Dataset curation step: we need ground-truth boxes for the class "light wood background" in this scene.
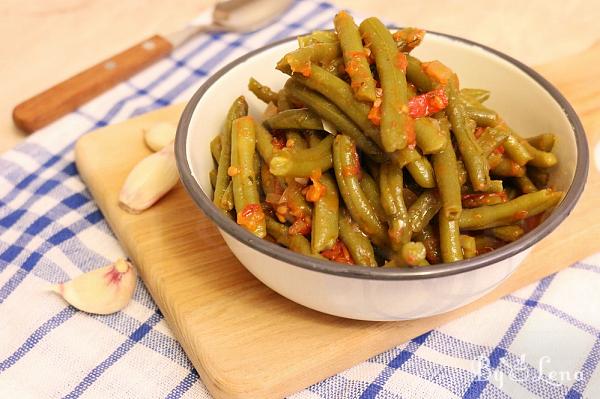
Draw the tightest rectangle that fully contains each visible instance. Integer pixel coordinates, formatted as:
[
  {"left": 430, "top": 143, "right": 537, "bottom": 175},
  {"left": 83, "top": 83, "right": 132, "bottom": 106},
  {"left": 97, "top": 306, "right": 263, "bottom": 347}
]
[{"left": 1, "top": 0, "right": 598, "bottom": 153}]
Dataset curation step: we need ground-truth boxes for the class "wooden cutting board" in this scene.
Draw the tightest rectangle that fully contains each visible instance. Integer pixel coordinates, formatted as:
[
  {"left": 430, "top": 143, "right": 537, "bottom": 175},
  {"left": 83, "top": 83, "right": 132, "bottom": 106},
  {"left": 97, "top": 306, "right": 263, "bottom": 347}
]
[{"left": 75, "top": 42, "right": 600, "bottom": 399}]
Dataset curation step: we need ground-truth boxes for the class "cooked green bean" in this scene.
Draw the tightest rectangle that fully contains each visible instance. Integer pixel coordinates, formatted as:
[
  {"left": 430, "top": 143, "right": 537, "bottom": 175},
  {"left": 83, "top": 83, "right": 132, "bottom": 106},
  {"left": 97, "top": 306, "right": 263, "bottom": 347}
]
[
  {"left": 285, "top": 179, "right": 312, "bottom": 220},
  {"left": 276, "top": 88, "right": 292, "bottom": 111},
  {"left": 360, "top": 171, "right": 387, "bottom": 222},
  {"left": 333, "top": 135, "right": 388, "bottom": 247},
  {"left": 390, "top": 147, "right": 420, "bottom": 168},
  {"left": 503, "top": 131, "right": 533, "bottom": 166},
  {"left": 214, "top": 96, "right": 248, "bottom": 211},
  {"left": 439, "top": 212, "right": 463, "bottom": 263},
  {"left": 334, "top": 11, "right": 377, "bottom": 102},
  {"left": 339, "top": 208, "right": 378, "bottom": 267},
  {"left": 269, "top": 135, "right": 333, "bottom": 177},
  {"left": 491, "top": 156, "right": 526, "bottom": 177},
  {"left": 210, "top": 136, "right": 221, "bottom": 163},
  {"left": 432, "top": 125, "right": 462, "bottom": 220},
  {"left": 415, "top": 224, "right": 441, "bottom": 264},
  {"left": 489, "top": 225, "right": 525, "bottom": 242},
  {"left": 485, "top": 179, "right": 504, "bottom": 194},
  {"left": 461, "top": 190, "right": 507, "bottom": 208},
  {"left": 527, "top": 133, "right": 556, "bottom": 152},
  {"left": 445, "top": 81, "right": 490, "bottom": 191},
  {"left": 461, "top": 88, "right": 490, "bottom": 103},
  {"left": 263, "top": 108, "right": 324, "bottom": 131},
  {"left": 260, "top": 162, "right": 285, "bottom": 200},
  {"left": 284, "top": 79, "right": 385, "bottom": 161},
  {"left": 220, "top": 182, "right": 234, "bottom": 212},
  {"left": 415, "top": 117, "right": 447, "bottom": 154},
  {"left": 231, "top": 116, "right": 266, "bottom": 238},
  {"left": 477, "top": 126, "right": 508, "bottom": 156},
  {"left": 277, "top": 42, "right": 341, "bottom": 76},
  {"left": 379, "top": 163, "right": 411, "bottom": 250},
  {"left": 528, "top": 167, "right": 550, "bottom": 188},
  {"left": 406, "top": 55, "right": 435, "bottom": 92},
  {"left": 266, "top": 215, "right": 290, "bottom": 247},
  {"left": 459, "top": 235, "right": 477, "bottom": 259},
  {"left": 289, "top": 234, "right": 316, "bottom": 257},
  {"left": 407, "top": 189, "right": 442, "bottom": 233},
  {"left": 255, "top": 122, "right": 276, "bottom": 163},
  {"left": 456, "top": 160, "right": 468, "bottom": 186},
  {"left": 517, "top": 136, "right": 558, "bottom": 168},
  {"left": 475, "top": 235, "right": 505, "bottom": 254},
  {"left": 406, "top": 155, "right": 436, "bottom": 188},
  {"left": 359, "top": 17, "right": 411, "bottom": 152},
  {"left": 298, "top": 31, "right": 339, "bottom": 47},
  {"left": 392, "top": 27, "right": 425, "bottom": 53},
  {"left": 209, "top": 168, "right": 217, "bottom": 189},
  {"left": 311, "top": 173, "right": 339, "bottom": 253},
  {"left": 285, "top": 65, "right": 380, "bottom": 141},
  {"left": 459, "top": 189, "right": 563, "bottom": 230},
  {"left": 399, "top": 241, "right": 428, "bottom": 266},
  {"left": 515, "top": 175, "right": 538, "bottom": 194},
  {"left": 464, "top": 106, "right": 498, "bottom": 127},
  {"left": 248, "top": 77, "right": 279, "bottom": 104},
  {"left": 285, "top": 131, "right": 308, "bottom": 150}
]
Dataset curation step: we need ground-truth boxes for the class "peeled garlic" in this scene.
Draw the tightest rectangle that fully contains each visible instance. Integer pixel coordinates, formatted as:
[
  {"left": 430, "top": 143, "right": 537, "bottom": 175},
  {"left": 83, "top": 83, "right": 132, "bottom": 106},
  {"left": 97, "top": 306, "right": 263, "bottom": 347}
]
[
  {"left": 51, "top": 259, "right": 137, "bottom": 315},
  {"left": 144, "top": 122, "right": 176, "bottom": 152},
  {"left": 119, "top": 142, "right": 179, "bottom": 214}
]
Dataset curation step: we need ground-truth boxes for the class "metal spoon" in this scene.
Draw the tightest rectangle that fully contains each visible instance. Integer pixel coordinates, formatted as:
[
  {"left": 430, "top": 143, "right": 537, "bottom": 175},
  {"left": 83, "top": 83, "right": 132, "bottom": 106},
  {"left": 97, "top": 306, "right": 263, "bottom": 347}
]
[{"left": 13, "top": 0, "right": 293, "bottom": 134}]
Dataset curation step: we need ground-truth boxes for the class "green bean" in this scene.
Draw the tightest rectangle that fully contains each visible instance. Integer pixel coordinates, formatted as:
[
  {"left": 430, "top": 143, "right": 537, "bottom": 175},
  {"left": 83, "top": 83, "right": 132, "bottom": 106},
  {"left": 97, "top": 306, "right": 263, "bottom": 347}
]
[
  {"left": 415, "top": 224, "right": 441, "bottom": 264},
  {"left": 359, "top": 17, "right": 411, "bottom": 152},
  {"left": 415, "top": 117, "right": 447, "bottom": 154},
  {"left": 255, "top": 122, "right": 276, "bottom": 163},
  {"left": 528, "top": 167, "right": 550, "bottom": 188},
  {"left": 266, "top": 216, "right": 290, "bottom": 247},
  {"left": 461, "top": 88, "right": 490, "bottom": 103},
  {"left": 459, "top": 235, "right": 477, "bottom": 259},
  {"left": 403, "top": 188, "right": 419, "bottom": 208},
  {"left": 338, "top": 208, "right": 378, "bottom": 267},
  {"left": 461, "top": 191, "right": 507, "bottom": 208},
  {"left": 231, "top": 116, "right": 266, "bottom": 237},
  {"left": 488, "top": 225, "right": 525, "bottom": 242},
  {"left": 390, "top": 147, "right": 420, "bottom": 168},
  {"left": 379, "top": 163, "right": 411, "bottom": 250},
  {"left": 322, "top": 57, "right": 346, "bottom": 77},
  {"left": 432, "top": 125, "right": 462, "bottom": 220},
  {"left": 285, "top": 179, "right": 312, "bottom": 220},
  {"left": 311, "top": 173, "right": 340, "bottom": 253},
  {"left": 248, "top": 77, "right": 278, "bottom": 104},
  {"left": 288, "top": 64, "right": 380, "bottom": 141},
  {"left": 333, "top": 135, "right": 388, "bottom": 247},
  {"left": 527, "top": 133, "right": 556, "bottom": 152},
  {"left": 269, "top": 135, "right": 333, "bottom": 177},
  {"left": 392, "top": 27, "right": 425, "bottom": 53},
  {"left": 484, "top": 179, "right": 504, "bottom": 194},
  {"left": 359, "top": 171, "right": 388, "bottom": 222},
  {"left": 306, "top": 131, "right": 323, "bottom": 147},
  {"left": 213, "top": 96, "right": 248, "bottom": 211},
  {"left": 406, "top": 55, "right": 435, "bottom": 92},
  {"left": 210, "top": 136, "right": 221, "bottom": 163},
  {"left": 221, "top": 182, "right": 234, "bottom": 212},
  {"left": 277, "top": 43, "right": 341, "bottom": 76},
  {"left": 456, "top": 160, "right": 468, "bottom": 186},
  {"left": 276, "top": 88, "right": 292, "bottom": 111},
  {"left": 263, "top": 108, "right": 324, "bottom": 131},
  {"left": 289, "top": 234, "right": 315, "bottom": 257},
  {"left": 284, "top": 79, "right": 385, "bottom": 161},
  {"left": 445, "top": 81, "right": 490, "bottom": 191},
  {"left": 260, "top": 162, "right": 285, "bottom": 200},
  {"left": 406, "top": 155, "right": 436, "bottom": 188},
  {"left": 334, "top": 11, "right": 377, "bottom": 102},
  {"left": 475, "top": 235, "right": 505, "bottom": 254},
  {"left": 517, "top": 136, "right": 558, "bottom": 168},
  {"left": 399, "top": 242, "right": 428, "bottom": 266},
  {"left": 503, "top": 131, "right": 533, "bottom": 166},
  {"left": 491, "top": 157, "right": 526, "bottom": 177},
  {"left": 515, "top": 175, "right": 538, "bottom": 194},
  {"left": 459, "top": 189, "right": 563, "bottom": 230},
  {"left": 477, "top": 126, "right": 508, "bottom": 156},
  {"left": 439, "top": 212, "right": 463, "bottom": 263},
  {"left": 298, "top": 31, "right": 339, "bottom": 47},
  {"left": 465, "top": 106, "right": 498, "bottom": 127},
  {"left": 285, "top": 131, "right": 308, "bottom": 150},
  {"left": 407, "top": 189, "right": 442, "bottom": 233},
  {"left": 209, "top": 169, "right": 217, "bottom": 189}
]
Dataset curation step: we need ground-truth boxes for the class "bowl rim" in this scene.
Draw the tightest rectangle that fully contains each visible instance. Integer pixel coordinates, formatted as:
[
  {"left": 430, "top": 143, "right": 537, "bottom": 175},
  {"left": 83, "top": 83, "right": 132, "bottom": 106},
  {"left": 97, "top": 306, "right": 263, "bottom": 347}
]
[{"left": 175, "top": 30, "right": 588, "bottom": 281}]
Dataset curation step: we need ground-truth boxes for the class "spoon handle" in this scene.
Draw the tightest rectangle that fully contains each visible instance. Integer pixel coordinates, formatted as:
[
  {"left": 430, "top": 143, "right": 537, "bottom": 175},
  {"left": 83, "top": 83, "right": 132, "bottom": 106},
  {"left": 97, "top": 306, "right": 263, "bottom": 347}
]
[{"left": 13, "top": 34, "right": 173, "bottom": 133}]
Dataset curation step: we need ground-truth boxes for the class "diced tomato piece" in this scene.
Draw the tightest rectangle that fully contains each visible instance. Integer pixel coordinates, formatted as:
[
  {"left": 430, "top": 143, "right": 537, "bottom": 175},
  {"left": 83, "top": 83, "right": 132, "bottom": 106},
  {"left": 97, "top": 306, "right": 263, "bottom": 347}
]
[
  {"left": 408, "top": 88, "right": 448, "bottom": 118},
  {"left": 321, "top": 240, "right": 354, "bottom": 264}
]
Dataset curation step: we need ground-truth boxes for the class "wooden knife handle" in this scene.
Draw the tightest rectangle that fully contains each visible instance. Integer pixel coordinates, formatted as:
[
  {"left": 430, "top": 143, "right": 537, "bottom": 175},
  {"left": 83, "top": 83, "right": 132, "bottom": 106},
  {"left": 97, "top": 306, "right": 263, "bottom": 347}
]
[{"left": 13, "top": 34, "right": 173, "bottom": 133}]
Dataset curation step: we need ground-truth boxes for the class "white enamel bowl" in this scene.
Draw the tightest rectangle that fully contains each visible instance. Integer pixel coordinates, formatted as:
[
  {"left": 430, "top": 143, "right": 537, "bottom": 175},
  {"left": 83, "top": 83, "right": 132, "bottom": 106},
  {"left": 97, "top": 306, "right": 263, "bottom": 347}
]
[{"left": 175, "top": 32, "right": 588, "bottom": 321}]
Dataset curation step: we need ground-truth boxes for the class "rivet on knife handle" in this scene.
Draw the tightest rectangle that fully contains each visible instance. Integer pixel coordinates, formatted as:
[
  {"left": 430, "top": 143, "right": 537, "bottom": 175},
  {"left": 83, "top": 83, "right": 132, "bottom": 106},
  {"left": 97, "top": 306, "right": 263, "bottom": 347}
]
[{"left": 12, "top": 34, "right": 173, "bottom": 134}]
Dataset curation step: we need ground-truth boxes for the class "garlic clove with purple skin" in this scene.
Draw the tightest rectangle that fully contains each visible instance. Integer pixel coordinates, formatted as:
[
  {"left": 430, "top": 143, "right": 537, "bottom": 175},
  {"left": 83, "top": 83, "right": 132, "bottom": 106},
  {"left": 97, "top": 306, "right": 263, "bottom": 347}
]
[
  {"left": 119, "top": 142, "right": 179, "bottom": 214},
  {"left": 144, "top": 122, "right": 176, "bottom": 152},
  {"left": 51, "top": 259, "right": 137, "bottom": 315}
]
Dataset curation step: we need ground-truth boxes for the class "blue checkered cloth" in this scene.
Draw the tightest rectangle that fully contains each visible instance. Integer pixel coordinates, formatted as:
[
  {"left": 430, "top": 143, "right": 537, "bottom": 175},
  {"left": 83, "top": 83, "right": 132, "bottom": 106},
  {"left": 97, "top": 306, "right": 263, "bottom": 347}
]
[{"left": 1, "top": 1, "right": 598, "bottom": 397}]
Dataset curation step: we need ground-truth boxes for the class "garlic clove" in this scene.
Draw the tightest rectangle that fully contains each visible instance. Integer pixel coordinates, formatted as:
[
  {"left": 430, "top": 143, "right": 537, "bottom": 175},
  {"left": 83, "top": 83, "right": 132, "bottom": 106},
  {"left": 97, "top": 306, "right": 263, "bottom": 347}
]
[
  {"left": 119, "top": 142, "right": 179, "bottom": 214},
  {"left": 51, "top": 259, "right": 137, "bottom": 315},
  {"left": 144, "top": 122, "right": 176, "bottom": 152}
]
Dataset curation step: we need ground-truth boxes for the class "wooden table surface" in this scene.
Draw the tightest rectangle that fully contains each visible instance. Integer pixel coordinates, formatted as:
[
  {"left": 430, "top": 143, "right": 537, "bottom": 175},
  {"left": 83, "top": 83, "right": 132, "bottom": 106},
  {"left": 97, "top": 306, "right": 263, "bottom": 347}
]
[{"left": 1, "top": 0, "right": 598, "bottom": 154}]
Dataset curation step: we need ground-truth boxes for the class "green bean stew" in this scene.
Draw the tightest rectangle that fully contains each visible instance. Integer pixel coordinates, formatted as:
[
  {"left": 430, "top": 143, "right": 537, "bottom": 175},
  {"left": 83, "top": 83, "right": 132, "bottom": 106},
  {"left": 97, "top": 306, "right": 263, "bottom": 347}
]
[{"left": 210, "top": 15, "right": 562, "bottom": 267}]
